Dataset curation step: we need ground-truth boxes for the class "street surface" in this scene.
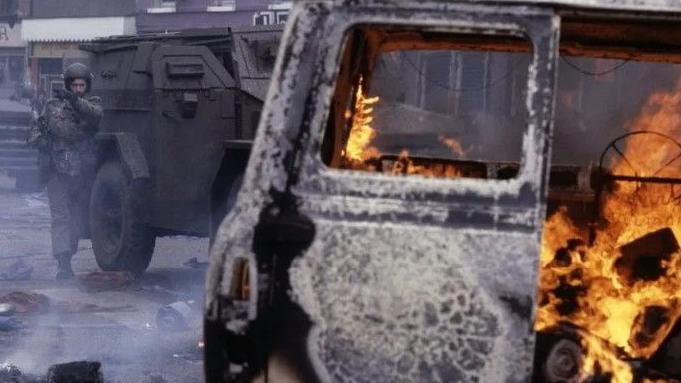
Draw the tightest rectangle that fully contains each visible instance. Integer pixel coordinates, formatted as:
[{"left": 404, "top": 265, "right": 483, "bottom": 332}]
[{"left": 0, "top": 173, "right": 208, "bottom": 382}]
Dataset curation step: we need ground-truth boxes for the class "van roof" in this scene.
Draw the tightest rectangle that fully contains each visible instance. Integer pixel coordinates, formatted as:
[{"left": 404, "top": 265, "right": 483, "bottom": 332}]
[{"left": 322, "top": 0, "right": 681, "bottom": 14}]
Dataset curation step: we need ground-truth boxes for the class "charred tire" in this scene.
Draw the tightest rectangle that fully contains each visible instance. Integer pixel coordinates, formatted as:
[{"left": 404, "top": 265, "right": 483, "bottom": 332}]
[{"left": 89, "top": 161, "right": 155, "bottom": 275}]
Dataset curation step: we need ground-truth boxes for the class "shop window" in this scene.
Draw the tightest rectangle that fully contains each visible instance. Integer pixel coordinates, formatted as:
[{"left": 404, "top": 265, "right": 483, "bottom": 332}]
[
  {"left": 253, "top": 12, "right": 272, "bottom": 26},
  {"left": 276, "top": 12, "right": 288, "bottom": 24},
  {"left": 208, "top": 0, "right": 235, "bottom": 10},
  {"left": 156, "top": 0, "right": 175, "bottom": 6},
  {"left": 149, "top": 0, "right": 175, "bottom": 12},
  {"left": 209, "top": 0, "right": 236, "bottom": 7}
]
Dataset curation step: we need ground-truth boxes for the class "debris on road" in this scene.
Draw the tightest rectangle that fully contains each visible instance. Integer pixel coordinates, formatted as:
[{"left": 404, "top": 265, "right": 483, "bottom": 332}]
[
  {"left": 76, "top": 271, "right": 135, "bottom": 292},
  {"left": 46, "top": 361, "right": 103, "bottom": 383},
  {"left": 0, "top": 363, "right": 44, "bottom": 383},
  {"left": 0, "top": 260, "right": 33, "bottom": 281},
  {"left": 0, "top": 303, "right": 15, "bottom": 316},
  {"left": 52, "top": 301, "right": 135, "bottom": 314},
  {"left": 182, "top": 257, "right": 208, "bottom": 269},
  {"left": 0, "top": 292, "right": 49, "bottom": 314},
  {"left": 156, "top": 301, "right": 193, "bottom": 331},
  {"left": 138, "top": 284, "right": 194, "bottom": 301},
  {"left": 145, "top": 374, "right": 167, "bottom": 383},
  {"left": 0, "top": 316, "right": 23, "bottom": 331},
  {"left": 0, "top": 363, "right": 22, "bottom": 381}
]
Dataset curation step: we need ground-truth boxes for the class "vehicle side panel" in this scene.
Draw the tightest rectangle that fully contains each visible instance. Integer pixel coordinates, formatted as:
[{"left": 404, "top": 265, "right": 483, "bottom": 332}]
[
  {"left": 206, "top": 2, "right": 558, "bottom": 382},
  {"left": 149, "top": 46, "right": 238, "bottom": 234}
]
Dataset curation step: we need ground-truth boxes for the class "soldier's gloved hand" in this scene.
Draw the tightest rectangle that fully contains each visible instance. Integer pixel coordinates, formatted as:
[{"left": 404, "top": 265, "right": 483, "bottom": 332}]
[{"left": 52, "top": 88, "right": 77, "bottom": 103}]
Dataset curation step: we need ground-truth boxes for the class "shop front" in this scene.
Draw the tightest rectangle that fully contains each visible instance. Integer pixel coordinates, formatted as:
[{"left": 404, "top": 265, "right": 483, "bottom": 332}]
[{"left": 0, "top": 22, "right": 26, "bottom": 99}]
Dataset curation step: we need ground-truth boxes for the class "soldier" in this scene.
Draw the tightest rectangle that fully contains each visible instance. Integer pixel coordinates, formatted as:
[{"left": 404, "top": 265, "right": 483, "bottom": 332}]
[{"left": 27, "top": 63, "right": 103, "bottom": 280}]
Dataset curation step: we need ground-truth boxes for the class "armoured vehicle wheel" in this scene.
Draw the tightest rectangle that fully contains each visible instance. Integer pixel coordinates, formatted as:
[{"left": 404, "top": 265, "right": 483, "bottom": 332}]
[{"left": 90, "top": 161, "right": 155, "bottom": 274}]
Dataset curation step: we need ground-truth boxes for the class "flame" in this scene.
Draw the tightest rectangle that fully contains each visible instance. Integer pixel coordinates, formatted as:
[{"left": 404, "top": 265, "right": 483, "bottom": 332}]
[
  {"left": 342, "top": 73, "right": 681, "bottom": 380},
  {"left": 439, "top": 135, "right": 466, "bottom": 158},
  {"left": 390, "top": 150, "right": 466, "bottom": 178},
  {"left": 341, "top": 79, "right": 468, "bottom": 176},
  {"left": 580, "top": 332, "right": 634, "bottom": 383},
  {"left": 343, "top": 77, "right": 380, "bottom": 166},
  {"left": 537, "top": 75, "right": 681, "bottom": 381},
  {"left": 340, "top": 71, "right": 681, "bottom": 380}
]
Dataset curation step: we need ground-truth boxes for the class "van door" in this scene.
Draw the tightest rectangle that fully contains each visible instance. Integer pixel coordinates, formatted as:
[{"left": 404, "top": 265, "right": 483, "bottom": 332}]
[{"left": 206, "top": 3, "right": 559, "bottom": 383}]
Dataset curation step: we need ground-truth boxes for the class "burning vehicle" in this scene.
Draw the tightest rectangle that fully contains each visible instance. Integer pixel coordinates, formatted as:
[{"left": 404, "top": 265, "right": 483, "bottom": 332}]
[{"left": 205, "top": 0, "right": 681, "bottom": 382}]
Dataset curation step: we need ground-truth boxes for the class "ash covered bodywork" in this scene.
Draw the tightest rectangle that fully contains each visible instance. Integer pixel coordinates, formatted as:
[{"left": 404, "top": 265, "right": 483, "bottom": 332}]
[{"left": 205, "top": 0, "right": 681, "bottom": 382}]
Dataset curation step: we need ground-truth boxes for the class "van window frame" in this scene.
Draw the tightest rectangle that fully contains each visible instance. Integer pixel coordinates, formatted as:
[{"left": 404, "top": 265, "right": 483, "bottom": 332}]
[{"left": 293, "top": 6, "right": 560, "bottom": 217}]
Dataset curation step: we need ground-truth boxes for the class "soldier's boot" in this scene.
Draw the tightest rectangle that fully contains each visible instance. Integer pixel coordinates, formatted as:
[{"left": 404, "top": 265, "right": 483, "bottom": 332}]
[{"left": 55, "top": 253, "right": 74, "bottom": 280}]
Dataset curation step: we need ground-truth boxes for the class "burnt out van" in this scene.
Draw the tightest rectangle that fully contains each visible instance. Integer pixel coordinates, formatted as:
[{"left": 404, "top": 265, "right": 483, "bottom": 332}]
[{"left": 205, "top": 1, "right": 681, "bottom": 382}]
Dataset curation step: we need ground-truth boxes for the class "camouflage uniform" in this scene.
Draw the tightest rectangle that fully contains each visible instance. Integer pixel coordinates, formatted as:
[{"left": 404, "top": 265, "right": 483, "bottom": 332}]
[{"left": 28, "top": 92, "right": 102, "bottom": 274}]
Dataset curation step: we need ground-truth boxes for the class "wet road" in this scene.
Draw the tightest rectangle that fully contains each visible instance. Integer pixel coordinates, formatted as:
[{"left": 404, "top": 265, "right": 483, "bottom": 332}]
[{"left": 0, "top": 181, "right": 208, "bottom": 382}]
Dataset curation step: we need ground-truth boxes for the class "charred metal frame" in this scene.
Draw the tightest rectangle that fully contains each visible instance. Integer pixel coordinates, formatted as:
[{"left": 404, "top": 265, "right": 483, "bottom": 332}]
[{"left": 206, "top": 1, "right": 560, "bottom": 382}]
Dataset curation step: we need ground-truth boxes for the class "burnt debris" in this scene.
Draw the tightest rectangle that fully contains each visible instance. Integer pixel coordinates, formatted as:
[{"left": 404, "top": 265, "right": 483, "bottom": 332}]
[
  {"left": 0, "top": 292, "right": 49, "bottom": 315},
  {"left": 551, "top": 238, "right": 587, "bottom": 268},
  {"left": 615, "top": 227, "right": 679, "bottom": 284},
  {"left": 0, "top": 364, "right": 23, "bottom": 382},
  {"left": 76, "top": 272, "right": 135, "bottom": 292},
  {"left": 630, "top": 305, "right": 672, "bottom": 351},
  {"left": 45, "top": 361, "right": 103, "bottom": 383}
]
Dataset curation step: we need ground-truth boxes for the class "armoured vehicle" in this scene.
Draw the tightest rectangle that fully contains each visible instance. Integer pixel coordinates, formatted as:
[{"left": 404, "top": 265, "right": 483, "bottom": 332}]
[
  {"left": 78, "top": 25, "right": 281, "bottom": 274},
  {"left": 205, "top": 1, "right": 681, "bottom": 382}
]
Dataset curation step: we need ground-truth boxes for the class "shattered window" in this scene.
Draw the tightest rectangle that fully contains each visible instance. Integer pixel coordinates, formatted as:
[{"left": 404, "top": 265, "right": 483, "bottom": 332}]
[{"left": 322, "top": 26, "right": 532, "bottom": 180}]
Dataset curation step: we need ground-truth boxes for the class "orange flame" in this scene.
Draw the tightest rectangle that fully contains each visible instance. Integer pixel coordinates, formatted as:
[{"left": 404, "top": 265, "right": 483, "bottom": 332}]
[
  {"left": 344, "top": 77, "right": 380, "bottom": 166},
  {"left": 341, "top": 79, "right": 469, "bottom": 176},
  {"left": 439, "top": 135, "right": 466, "bottom": 158},
  {"left": 390, "top": 150, "right": 466, "bottom": 178},
  {"left": 537, "top": 75, "right": 681, "bottom": 381}
]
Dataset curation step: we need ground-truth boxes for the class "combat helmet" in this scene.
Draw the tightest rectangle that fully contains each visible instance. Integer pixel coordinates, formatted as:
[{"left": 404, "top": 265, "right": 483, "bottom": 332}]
[{"left": 63, "top": 63, "right": 92, "bottom": 92}]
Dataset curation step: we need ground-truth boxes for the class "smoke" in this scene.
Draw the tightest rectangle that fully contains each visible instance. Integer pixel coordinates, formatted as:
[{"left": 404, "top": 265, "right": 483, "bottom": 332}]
[
  {"left": 3, "top": 305, "right": 203, "bottom": 382},
  {"left": 553, "top": 57, "right": 681, "bottom": 166},
  {"left": 0, "top": 210, "right": 208, "bottom": 383},
  {"left": 369, "top": 48, "right": 681, "bottom": 168},
  {"left": 0, "top": 171, "right": 15, "bottom": 190}
]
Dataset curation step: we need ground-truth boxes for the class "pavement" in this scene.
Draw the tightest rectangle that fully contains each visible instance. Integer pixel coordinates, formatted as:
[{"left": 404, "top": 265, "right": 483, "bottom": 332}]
[{"left": 0, "top": 185, "right": 209, "bottom": 383}]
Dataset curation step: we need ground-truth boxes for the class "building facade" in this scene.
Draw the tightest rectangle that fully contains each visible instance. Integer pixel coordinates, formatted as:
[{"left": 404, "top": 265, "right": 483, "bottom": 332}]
[
  {"left": 22, "top": 0, "right": 137, "bottom": 95},
  {"left": 18, "top": 0, "right": 290, "bottom": 96},
  {"left": 136, "top": 0, "right": 290, "bottom": 34},
  {"left": 0, "top": 0, "right": 29, "bottom": 99},
  {"left": 0, "top": 20, "right": 25, "bottom": 98}
]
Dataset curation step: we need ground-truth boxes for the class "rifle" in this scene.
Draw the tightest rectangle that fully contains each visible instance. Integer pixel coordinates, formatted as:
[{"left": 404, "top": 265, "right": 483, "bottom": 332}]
[{"left": 27, "top": 112, "right": 51, "bottom": 184}]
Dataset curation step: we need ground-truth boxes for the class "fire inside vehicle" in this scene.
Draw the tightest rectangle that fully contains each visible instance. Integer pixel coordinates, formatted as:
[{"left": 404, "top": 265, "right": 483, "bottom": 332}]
[{"left": 204, "top": 1, "right": 681, "bottom": 382}]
